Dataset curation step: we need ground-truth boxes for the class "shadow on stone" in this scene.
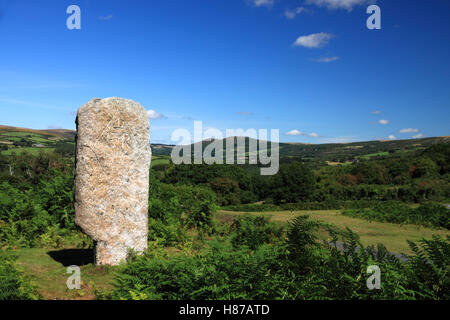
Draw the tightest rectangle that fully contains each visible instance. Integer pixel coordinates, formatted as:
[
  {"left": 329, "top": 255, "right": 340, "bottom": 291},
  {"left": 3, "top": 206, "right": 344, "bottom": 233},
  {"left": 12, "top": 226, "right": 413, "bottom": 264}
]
[{"left": 47, "top": 249, "right": 94, "bottom": 267}]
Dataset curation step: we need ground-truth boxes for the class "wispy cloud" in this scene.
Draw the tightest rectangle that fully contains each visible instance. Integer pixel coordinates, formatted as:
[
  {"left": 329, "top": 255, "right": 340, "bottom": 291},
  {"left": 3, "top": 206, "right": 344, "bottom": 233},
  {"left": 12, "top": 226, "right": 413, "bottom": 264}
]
[
  {"left": 286, "top": 129, "right": 303, "bottom": 136},
  {"left": 371, "top": 110, "right": 382, "bottom": 114},
  {"left": 313, "top": 56, "right": 340, "bottom": 63},
  {"left": 0, "top": 71, "right": 82, "bottom": 90},
  {"left": 306, "top": 0, "right": 375, "bottom": 11},
  {"left": 378, "top": 119, "right": 389, "bottom": 125},
  {"left": 399, "top": 128, "right": 419, "bottom": 133},
  {"left": 294, "top": 32, "right": 333, "bottom": 48},
  {"left": 99, "top": 14, "right": 113, "bottom": 20},
  {"left": 387, "top": 135, "right": 397, "bottom": 140},
  {"left": 412, "top": 133, "right": 424, "bottom": 139},
  {"left": 0, "top": 98, "right": 70, "bottom": 112},
  {"left": 147, "top": 109, "right": 166, "bottom": 120},
  {"left": 250, "top": 0, "right": 274, "bottom": 8},
  {"left": 236, "top": 111, "right": 253, "bottom": 116},
  {"left": 151, "top": 125, "right": 179, "bottom": 131},
  {"left": 284, "top": 7, "right": 306, "bottom": 19},
  {"left": 285, "top": 129, "right": 319, "bottom": 138}
]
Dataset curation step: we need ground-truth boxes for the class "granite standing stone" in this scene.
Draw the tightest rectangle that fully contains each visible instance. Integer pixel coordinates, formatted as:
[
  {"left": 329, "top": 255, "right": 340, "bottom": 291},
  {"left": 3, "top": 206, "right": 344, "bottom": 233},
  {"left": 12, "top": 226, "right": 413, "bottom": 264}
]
[{"left": 74, "top": 97, "right": 151, "bottom": 265}]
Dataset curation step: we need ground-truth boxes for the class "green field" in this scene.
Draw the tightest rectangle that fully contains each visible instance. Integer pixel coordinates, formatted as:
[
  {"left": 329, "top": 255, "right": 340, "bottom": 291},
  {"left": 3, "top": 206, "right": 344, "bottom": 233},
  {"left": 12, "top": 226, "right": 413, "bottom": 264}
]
[
  {"left": 151, "top": 156, "right": 171, "bottom": 166},
  {"left": 359, "top": 152, "right": 390, "bottom": 159},
  {"left": 13, "top": 247, "right": 114, "bottom": 300},
  {"left": 0, "top": 131, "right": 55, "bottom": 143},
  {"left": 0, "top": 136, "right": 22, "bottom": 142},
  {"left": 217, "top": 209, "right": 450, "bottom": 255},
  {"left": 1, "top": 147, "right": 54, "bottom": 156}
]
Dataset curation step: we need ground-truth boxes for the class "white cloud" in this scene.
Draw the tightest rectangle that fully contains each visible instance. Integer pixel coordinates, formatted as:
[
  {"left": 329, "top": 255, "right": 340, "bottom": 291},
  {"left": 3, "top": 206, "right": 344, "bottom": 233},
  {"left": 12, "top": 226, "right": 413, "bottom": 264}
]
[
  {"left": 413, "top": 133, "right": 424, "bottom": 139},
  {"left": 284, "top": 7, "right": 306, "bottom": 19},
  {"left": 378, "top": 119, "right": 389, "bottom": 125},
  {"left": 286, "top": 129, "right": 303, "bottom": 136},
  {"left": 99, "top": 14, "right": 113, "bottom": 20},
  {"left": 306, "top": 0, "right": 375, "bottom": 11},
  {"left": 294, "top": 32, "right": 333, "bottom": 48},
  {"left": 399, "top": 128, "right": 419, "bottom": 133},
  {"left": 147, "top": 109, "right": 166, "bottom": 120},
  {"left": 251, "top": 0, "right": 274, "bottom": 7},
  {"left": 387, "top": 135, "right": 397, "bottom": 140},
  {"left": 313, "top": 56, "right": 340, "bottom": 63},
  {"left": 371, "top": 110, "right": 381, "bottom": 114},
  {"left": 236, "top": 111, "right": 253, "bottom": 116},
  {"left": 285, "top": 130, "right": 319, "bottom": 138}
]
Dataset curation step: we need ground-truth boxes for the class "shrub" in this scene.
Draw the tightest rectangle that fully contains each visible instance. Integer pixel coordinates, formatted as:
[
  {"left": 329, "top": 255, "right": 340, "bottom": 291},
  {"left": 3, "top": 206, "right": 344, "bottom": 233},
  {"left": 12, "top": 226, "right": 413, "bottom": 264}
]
[
  {"left": 0, "top": 252, "right": 39, "bottom": 300},
  {"left": 343, "top": 201, "right": 449, "bottom": 229},
  {"left": 147, "top": 180, "right": 217, "bottom": 245},
  {"left": 229, "top": 215, "right": 284, "bottom": 250},
  {"left": 0, "top": 171, "right": 76, "bottom": 248},
  {"left": 406, "top": 236, "right": 450, "bottom": 299},
  {"left": 109, "top": 240, "right": 286, "bottom": 300}
]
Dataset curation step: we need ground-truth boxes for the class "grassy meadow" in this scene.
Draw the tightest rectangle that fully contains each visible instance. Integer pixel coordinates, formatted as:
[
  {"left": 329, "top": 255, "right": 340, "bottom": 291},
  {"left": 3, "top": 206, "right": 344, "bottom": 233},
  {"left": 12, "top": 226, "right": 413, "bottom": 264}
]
[{"left": 217, "top": 209, "right": 450, "bottom": 255}]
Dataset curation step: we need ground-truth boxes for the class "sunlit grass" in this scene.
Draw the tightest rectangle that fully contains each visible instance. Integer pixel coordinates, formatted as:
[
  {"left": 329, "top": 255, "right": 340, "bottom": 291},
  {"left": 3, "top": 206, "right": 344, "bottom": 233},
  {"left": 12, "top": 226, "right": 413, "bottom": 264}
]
[
  {"left": 13, "top": 247, "right": 115, "bottom": 300},
  {"left": 217, "top": 209, "right": 450, "bottom": 255}
]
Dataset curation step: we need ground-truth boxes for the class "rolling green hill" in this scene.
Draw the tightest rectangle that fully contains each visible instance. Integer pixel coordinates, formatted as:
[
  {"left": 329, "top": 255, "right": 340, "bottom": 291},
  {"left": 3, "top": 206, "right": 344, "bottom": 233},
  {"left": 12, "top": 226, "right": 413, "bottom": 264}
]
[
  {"left": 183, "top": 136, "right": 450, "bottom": 163},
  {"left": 1, "top": 125, "right": 448, "bottom": 161}
]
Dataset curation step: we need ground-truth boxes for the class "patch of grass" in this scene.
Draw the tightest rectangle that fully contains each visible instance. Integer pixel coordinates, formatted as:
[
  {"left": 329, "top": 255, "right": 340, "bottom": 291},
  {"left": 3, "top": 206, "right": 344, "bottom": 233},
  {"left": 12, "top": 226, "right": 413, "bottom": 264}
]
[
  {"left": 216, "top": 209, "right": 450, "bottom": 255},
  {"left": 359, "top": 152, "right": 389, "bottom": 159},
  {"left": 13, "top": 247, "right": 115, "bottom": 300},
  {"left": 151, "top": 156, "right": 170, "bottom": 166},
  {"left": 0, "top": 136, "right": 23, "bottom": 142},
  {"left": 0, "top": 131, "right": 59, "bottom": 144},
  {"left": 1, "top": 131, "right": 48, "bottom": 139},
  {"left": 1, "top": 147, "right": 54, "bottom": 156}
]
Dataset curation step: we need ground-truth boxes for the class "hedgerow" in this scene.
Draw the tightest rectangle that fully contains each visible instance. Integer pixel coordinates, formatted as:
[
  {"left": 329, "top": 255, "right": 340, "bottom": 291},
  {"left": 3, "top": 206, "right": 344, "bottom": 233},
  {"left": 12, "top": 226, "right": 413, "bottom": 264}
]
[
  {"left": 0, "top": 252, "right": 39, "bottom": 300},
  {"left": 343, "top": 201, "right": 449, "bottom": 229}
]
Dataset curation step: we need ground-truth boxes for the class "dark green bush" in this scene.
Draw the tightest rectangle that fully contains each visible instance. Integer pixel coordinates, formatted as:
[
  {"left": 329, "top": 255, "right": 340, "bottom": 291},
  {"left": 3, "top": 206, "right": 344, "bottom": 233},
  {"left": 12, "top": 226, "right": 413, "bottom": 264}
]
[
  {"left": 229, "top": 215, "right": 283, "bottom": 250},
  {"left": 148, "top": 179, "right": 217, "bottom": 245},
  {"left": 110, "top": 240, "right": 287, "bottom": 300},
  {"left": 0, "top": 170, "right": 77, "bottom": 248},
  {"left": 405, "top": 235, "right": 449, "bottom": 299},
  {"left": 343, "top": 201, "right": 449, "bottom": 229},
  {"left": 0, "top": 252, "right": 39, "bottom": 300}
]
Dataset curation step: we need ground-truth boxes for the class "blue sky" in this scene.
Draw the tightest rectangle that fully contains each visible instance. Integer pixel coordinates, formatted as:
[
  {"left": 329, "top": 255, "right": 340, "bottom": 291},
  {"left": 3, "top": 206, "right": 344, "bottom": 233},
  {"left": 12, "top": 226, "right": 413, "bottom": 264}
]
[{"left": 0, "top": 0, "right": 449, "bottom": 144}]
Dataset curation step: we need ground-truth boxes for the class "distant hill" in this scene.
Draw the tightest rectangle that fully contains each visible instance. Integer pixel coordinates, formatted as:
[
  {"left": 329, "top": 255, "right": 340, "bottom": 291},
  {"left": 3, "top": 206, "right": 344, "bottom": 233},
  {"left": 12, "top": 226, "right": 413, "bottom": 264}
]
[
  {"left": 276, "top": 136, "right": 450, "bottom": 161},
  {"left": 184, "top": 136, "right": 450, "bottom": 162},
  {"left": 44, "top": 129, "right": 77, "bottom": 140},
  {"left": 0, "top": 125, "right": 75, "bottom": 140},
  {"left": 1, "top": 125, "right": 449, "bottom": 161},
  {"left": 151, "top": 143, "right": 175, "bottom": 156},
  {"left": 0, "top": 125, "right": 174, "bottom": 156}
]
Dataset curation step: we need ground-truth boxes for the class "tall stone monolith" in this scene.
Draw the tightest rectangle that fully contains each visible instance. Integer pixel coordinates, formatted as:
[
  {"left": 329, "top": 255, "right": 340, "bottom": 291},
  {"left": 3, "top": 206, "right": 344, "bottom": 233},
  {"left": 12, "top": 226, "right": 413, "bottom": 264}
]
[{"left": 74, "top": 97, "right": 151, "bottom": 265}]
